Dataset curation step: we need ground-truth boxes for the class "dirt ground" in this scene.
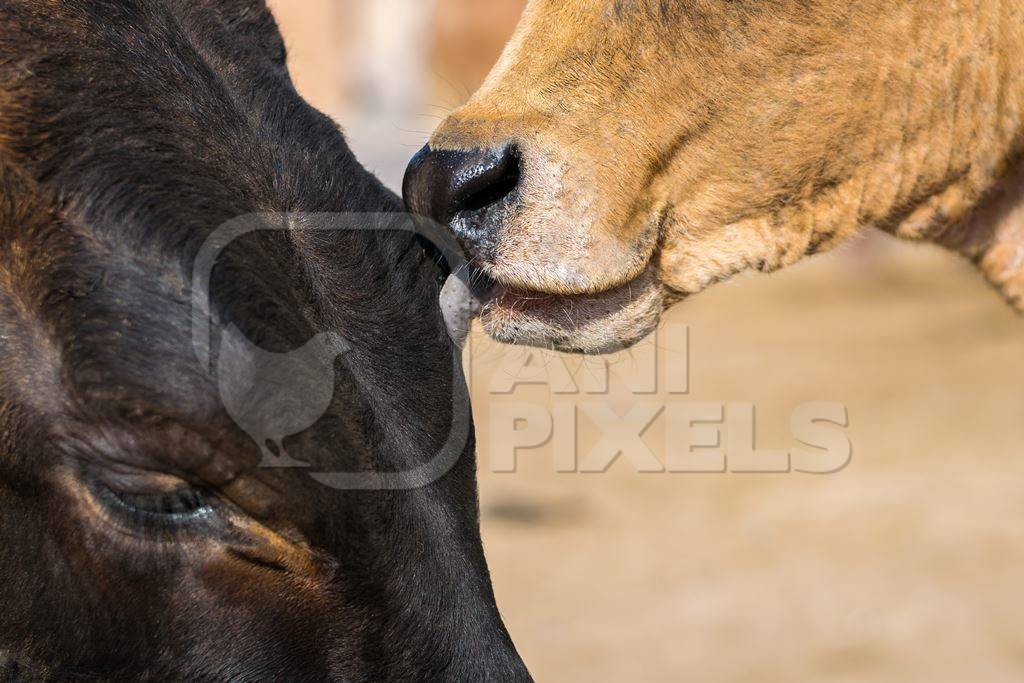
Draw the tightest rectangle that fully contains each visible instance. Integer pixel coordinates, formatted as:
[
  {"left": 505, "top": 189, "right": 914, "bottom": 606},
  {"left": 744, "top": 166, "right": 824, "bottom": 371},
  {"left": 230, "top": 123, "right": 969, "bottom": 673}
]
[
  {"left": 267, "top": 3, "right": 1024, "bottom": 680},
  {"left": 471, "top": 238, "right": 1024, "bottom": 682}
]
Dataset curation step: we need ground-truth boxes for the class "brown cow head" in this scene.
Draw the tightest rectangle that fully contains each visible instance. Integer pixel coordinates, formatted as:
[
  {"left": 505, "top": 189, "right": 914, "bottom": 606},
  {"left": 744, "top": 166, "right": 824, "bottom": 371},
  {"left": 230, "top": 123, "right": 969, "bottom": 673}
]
[{"left": 405, "top": 0, "right": 1024, "bottom": 353}]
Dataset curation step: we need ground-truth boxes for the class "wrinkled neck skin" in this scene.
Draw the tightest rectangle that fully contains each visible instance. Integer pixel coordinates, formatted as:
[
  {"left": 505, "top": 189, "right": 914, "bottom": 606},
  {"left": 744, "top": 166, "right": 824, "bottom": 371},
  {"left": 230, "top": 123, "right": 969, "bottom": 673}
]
[
  {"left": 911, "top": 158, "right": 1024, "bottom": 310},
  {"left": 658, "top": 1, "right": 1024, "bottom": 311},
  {"left": 815, "top": 2, "right": 1024, "bottom": 310}
]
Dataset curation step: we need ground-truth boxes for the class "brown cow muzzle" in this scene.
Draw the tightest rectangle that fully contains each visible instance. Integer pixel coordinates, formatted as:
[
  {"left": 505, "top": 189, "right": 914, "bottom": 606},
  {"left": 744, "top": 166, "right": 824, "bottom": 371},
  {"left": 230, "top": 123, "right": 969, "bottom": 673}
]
[
  {"left": 403, "top": 143, "right": 520, "bottom": 258},
  {"left": 403, "top": 138, "right": 668, "bottom": 354}
]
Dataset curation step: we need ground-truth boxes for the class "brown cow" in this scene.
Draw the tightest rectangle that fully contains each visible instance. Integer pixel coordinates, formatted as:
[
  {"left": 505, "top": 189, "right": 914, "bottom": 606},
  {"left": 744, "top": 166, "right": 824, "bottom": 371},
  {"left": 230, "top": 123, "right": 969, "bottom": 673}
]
[{"left": 405, "top": 0, "right": 1024, "bottom": 353}]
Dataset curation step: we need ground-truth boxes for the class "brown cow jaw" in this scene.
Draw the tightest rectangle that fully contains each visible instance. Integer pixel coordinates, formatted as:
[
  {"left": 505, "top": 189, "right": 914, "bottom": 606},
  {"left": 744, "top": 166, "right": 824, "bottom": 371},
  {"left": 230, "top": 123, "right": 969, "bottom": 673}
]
[
  {"left": 478, "top": 264, "right": 667, "bottom": 354},
  {"left": 434, "top": 259, "right": 666, "bottom": 354}
]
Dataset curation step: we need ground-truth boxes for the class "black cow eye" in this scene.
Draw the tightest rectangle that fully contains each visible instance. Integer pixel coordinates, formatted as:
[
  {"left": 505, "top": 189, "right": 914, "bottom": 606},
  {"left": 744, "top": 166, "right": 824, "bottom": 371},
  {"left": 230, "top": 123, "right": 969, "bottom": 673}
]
[{"left": 93, "top": 483, "right": 216, "bottom": 533}]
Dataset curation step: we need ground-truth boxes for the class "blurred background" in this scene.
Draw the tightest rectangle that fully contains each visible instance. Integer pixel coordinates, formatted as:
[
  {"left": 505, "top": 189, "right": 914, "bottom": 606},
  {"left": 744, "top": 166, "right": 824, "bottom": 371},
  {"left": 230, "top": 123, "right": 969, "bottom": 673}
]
[{"left": 267, "top": 2, "right": 1024, "bottom": 681}]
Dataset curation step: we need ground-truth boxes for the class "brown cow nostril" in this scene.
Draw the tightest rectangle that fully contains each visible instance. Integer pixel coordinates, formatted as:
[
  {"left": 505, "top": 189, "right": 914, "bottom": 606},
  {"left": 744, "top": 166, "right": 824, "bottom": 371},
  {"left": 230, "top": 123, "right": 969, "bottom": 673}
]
[
  {"left": 403, "top": 143, "right": 521, "bottom": 252},
  {"left": 457, "top": 148, "right": 520, "bottom": 215}
]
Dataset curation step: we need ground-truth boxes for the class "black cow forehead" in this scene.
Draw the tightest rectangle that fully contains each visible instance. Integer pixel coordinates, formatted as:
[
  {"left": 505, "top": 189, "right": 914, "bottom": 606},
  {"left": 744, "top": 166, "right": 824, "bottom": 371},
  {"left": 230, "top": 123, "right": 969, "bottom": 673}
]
[
  {"left": 0, "top": 193, "right": 308, "bottom": 415},
  {"left": 0, "top": 0, "right": 438, "bottom": 476},
  {"left": 0, "top": 232, "right": 373, "bottom": 485}
]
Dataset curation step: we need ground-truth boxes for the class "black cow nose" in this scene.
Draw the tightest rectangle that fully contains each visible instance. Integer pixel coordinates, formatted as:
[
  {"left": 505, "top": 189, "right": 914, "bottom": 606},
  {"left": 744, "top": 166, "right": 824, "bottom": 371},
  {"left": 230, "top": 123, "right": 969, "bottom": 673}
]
[{"left": 403, "top": 144, "right": 520, "bottom": 246}]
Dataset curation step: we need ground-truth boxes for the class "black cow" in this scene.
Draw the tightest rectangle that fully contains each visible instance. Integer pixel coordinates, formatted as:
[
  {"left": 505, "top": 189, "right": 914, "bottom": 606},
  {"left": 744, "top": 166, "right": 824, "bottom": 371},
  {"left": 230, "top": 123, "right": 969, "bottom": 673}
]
[{"left": 0, "top": 1, "right": 530, "bottom": 680}]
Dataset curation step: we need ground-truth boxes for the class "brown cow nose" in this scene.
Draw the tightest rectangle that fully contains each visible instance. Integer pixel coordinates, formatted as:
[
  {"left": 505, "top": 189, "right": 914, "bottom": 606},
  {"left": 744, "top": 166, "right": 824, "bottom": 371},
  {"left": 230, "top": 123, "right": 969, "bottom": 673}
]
[{"left": 403, "top": 143, "right": 520, "bottom": 250}]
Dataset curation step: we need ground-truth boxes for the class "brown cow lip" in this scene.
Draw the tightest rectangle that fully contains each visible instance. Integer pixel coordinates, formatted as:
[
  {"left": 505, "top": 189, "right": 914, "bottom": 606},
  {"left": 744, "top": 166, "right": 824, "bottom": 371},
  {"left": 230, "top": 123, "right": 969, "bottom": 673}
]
[
  {"left": 482, "top": 280, "right": 626, "bottom": 317},
  {"left": 466, "top": 259, "right": 653, "bottom": 318},
  {"left": 474, "top": 263, "right": 665, "bottom": 354},
  {"left": 467, "top": 268, "right": 560, "bottom": 313},
  {"left": 491, "top": 286, "right": 555, "bottom": 308},
  {"left": 476, "top": 289, "right": 558, "bottom": 330},
  {"left": 466, "top": 263, "right": 606, "bottom": 301}
]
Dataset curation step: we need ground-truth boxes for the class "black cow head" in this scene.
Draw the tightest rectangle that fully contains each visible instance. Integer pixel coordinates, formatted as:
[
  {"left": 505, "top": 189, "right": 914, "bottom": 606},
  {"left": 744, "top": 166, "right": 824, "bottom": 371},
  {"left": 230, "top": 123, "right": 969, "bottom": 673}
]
[{"left": 0, "top": 1, "right": 530, "bottom": 680}]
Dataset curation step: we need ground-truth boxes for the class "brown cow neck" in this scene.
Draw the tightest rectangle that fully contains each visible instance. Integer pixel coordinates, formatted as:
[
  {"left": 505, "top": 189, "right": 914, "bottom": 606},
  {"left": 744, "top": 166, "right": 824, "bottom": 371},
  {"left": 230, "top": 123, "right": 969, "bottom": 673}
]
[{"left": 937, "top": 158, "right": 1024, "bottom": 311}]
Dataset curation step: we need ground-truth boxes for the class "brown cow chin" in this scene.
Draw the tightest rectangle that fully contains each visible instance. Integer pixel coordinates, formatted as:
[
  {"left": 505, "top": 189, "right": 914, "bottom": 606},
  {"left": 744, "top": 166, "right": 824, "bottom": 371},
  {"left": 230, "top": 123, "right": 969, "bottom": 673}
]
[{"left": 477, "top": 265, "right": 668, "bottom": 354}]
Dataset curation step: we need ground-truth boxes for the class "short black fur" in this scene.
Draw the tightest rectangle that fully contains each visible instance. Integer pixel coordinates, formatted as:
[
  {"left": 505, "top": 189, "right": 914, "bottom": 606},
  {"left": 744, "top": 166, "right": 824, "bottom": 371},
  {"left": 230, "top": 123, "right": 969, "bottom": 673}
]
[{"left": 0, "top": 1, "right": 530, "bottom": 680}]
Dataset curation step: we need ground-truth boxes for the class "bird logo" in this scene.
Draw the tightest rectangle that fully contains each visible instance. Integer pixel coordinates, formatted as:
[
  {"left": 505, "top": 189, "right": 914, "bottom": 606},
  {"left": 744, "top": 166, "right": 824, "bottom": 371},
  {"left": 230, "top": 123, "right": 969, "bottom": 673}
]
[
  {"left": 216, "top": 323, "right": 351, "bottom": 468},
  {"left": 191, "top": 212, "right": 472, "bottom": 489}
]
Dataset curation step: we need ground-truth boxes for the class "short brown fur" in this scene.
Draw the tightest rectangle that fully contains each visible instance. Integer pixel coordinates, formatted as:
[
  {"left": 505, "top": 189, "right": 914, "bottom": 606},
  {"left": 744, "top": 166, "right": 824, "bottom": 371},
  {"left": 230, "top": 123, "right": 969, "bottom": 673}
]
[{"left": 428, "top": 0, "right": 1024, "bottom": 352}]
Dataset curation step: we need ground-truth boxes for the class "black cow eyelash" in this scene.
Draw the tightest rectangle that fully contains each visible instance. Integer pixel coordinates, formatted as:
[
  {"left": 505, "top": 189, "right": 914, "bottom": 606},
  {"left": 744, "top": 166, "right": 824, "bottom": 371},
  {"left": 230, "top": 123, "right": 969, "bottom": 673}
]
[{"left": 93, "top": 482, "right": 217, "bottom": 533}]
